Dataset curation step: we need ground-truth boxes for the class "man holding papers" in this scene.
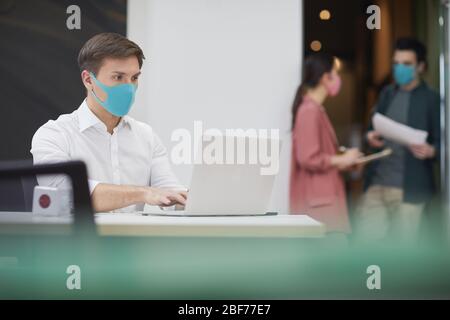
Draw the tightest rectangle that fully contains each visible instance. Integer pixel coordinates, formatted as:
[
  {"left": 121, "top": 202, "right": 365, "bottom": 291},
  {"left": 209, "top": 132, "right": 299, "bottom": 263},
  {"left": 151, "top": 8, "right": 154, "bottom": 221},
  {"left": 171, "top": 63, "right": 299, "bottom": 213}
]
[{"left": 356, "top": 38, "right": 440, "bottom": 243}]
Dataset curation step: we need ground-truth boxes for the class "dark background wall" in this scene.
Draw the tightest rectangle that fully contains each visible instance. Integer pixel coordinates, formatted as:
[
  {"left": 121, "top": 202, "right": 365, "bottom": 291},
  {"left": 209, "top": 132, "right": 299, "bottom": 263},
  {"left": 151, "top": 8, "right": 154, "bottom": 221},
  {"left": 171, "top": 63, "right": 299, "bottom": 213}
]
[{"left": 0, "top": 0, "right": 127, "bottom": 161}]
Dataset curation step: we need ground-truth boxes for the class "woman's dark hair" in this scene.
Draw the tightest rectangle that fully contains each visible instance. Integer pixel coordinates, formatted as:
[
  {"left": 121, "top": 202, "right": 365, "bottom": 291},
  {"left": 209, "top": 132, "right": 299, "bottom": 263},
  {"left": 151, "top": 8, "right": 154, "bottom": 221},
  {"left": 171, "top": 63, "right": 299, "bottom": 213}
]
[{"left": 291, "top": 53, "right": 335, "bottom": 129}]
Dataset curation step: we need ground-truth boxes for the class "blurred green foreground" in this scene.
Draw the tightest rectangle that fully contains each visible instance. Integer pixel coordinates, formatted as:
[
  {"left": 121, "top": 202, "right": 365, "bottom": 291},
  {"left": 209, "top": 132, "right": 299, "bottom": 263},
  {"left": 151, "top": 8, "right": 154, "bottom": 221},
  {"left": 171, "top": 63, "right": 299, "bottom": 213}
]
[{"left": 1, "top": 229, "right": 450, "bottom": 299}]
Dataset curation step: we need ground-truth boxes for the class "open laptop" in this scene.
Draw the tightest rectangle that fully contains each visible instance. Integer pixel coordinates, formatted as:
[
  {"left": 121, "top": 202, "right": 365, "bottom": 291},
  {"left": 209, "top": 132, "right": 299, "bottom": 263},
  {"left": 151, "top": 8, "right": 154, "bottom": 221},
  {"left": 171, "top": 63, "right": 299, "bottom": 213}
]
[{"left": 146, "top": 135, "right": 280, "bottom": 216}]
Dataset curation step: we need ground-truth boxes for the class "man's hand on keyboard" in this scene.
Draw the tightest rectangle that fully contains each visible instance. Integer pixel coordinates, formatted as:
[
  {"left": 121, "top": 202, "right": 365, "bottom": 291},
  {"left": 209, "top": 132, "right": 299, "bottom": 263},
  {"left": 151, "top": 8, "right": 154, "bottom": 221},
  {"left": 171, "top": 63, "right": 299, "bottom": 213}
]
[{"left": 144, "top": 187, "right": 188, "bottom": 207}]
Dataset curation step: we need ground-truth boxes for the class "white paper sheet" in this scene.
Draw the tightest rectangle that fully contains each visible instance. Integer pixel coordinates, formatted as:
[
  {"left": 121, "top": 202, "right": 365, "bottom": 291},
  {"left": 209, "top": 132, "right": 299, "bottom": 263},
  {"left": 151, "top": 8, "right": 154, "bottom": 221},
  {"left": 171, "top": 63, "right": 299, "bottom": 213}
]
[{"left": 372, "top": 113, "right": 428, "bottom": 146}]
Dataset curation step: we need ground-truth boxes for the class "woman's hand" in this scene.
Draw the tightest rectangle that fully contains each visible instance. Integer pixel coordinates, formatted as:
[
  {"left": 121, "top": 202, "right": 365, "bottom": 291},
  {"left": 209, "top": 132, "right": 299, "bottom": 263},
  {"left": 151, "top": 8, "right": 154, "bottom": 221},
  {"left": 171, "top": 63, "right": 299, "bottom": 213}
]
[{"left": 331, "top": 148, "right": 363, "bottom": 171}]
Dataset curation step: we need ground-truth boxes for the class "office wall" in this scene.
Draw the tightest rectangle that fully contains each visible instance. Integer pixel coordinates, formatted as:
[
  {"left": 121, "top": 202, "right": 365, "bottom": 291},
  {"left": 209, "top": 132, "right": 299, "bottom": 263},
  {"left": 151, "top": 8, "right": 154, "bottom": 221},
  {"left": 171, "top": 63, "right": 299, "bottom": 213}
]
[{"left": 127, "top": 0, "right": 302, "bottom": 213}]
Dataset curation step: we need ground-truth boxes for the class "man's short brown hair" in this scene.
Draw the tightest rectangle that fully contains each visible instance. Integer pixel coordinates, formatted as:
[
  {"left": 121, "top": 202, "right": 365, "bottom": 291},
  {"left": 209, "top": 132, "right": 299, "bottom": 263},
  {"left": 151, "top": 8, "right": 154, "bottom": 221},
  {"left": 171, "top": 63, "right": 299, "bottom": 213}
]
[{"left": 78, "top": 32, "right": 145, "bottom": 74}]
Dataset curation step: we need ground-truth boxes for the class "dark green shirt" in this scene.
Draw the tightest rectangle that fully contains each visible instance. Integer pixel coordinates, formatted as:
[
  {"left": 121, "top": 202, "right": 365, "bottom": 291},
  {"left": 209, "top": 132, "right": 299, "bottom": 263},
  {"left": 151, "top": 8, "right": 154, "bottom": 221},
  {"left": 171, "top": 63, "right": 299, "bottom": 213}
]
[
  {"left": 364, "top": 82, "right": 440, "bottom": 203},
  {"left": 372, "top": 90, "right": 410, "bottom": 188}
]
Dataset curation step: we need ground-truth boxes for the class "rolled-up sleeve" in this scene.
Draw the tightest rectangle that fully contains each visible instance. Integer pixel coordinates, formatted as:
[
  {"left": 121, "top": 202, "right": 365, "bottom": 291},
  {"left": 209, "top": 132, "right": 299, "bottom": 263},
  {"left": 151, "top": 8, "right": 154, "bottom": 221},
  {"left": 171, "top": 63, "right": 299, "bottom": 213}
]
[
  {"left": 30, "top": 122, "right": 99, "bottom": 194},
  {"left": 149, "top": 133, "right": 186, "bottom": 191},
  {"left": 293, "top": 108, "right": 332, "bottom": 172}
]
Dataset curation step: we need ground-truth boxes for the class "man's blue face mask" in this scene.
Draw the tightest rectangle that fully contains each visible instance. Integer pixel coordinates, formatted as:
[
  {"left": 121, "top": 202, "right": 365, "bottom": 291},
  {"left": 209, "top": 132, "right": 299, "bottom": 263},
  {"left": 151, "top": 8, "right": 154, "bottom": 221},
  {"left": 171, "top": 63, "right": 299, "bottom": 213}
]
[
  {"left": 90, "top": 72, "right": 137, "bottom": 117},
  {"left": 393, "top": 63, "right": 416, "bottom": 86}
]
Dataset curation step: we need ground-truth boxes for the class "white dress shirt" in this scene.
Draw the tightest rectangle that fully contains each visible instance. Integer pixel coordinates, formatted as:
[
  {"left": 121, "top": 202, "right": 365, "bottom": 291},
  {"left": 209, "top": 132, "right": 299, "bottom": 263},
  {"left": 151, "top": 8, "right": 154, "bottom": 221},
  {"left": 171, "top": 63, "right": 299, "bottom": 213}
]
[{"left": 31, "top": 100, "right": 183, "bottom": 212}]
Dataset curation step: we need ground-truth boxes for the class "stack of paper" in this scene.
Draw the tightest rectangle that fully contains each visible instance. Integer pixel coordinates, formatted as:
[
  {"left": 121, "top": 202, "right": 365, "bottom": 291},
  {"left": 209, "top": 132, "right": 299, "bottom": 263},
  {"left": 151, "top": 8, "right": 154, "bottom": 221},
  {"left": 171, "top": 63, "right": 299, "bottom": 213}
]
[{"left": 372, "top": 113, "right": 428, "bottom": 146}]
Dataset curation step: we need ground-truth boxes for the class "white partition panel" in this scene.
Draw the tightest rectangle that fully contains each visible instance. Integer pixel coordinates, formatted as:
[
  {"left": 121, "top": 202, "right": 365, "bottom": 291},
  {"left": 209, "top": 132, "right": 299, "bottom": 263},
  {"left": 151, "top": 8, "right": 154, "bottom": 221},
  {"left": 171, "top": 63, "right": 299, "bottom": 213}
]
[{"left": 127, "top": 0, "right": 303, "bottom": 213}]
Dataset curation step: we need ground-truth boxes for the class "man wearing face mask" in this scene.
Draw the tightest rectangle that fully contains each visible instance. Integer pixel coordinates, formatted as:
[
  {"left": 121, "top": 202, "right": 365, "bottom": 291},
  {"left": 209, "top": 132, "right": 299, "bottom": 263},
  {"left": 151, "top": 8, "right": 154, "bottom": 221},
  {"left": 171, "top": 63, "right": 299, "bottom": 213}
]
[
  {"left": 31, "top": 33, "right": 187, "bottom": 212},
  {"left": 356, "top": 38, "right": 440, "bottom": 243}
]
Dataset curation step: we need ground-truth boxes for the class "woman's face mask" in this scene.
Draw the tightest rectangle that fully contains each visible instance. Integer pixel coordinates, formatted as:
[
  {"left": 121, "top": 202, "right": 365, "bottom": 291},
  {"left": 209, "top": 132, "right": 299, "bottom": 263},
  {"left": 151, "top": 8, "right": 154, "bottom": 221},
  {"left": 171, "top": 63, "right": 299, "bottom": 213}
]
[
  {"left": 393, "top": 63, "right": 416, "bottom": 86},
  {"left": 325, "top": 72, "right": 342, "bottom": 97},
  {"left": 90, "top": 72, "right": 137, "bottom": 117}
]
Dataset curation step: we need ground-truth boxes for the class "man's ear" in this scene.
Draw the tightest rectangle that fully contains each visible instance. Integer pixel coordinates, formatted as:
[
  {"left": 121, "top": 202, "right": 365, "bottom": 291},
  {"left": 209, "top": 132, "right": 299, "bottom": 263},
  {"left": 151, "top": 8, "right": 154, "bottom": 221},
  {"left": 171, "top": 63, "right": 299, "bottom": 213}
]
[
  {"left": 417, "top": 61, "right": 426, "bottom": 74},
  {"left": 81, "top": 70, "right": 93, "bottom": 90}
]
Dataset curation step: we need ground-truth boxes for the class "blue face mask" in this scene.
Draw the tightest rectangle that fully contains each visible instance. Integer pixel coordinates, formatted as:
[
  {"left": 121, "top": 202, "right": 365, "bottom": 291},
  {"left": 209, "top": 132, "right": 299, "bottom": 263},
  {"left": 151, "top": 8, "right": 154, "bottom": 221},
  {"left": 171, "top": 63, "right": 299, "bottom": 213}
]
[
  {"left": 393, "top": 63, "right": 416, "bottom": 86},
  {"left": 90, "top": 72, "right": 137, "bottom": 117}
]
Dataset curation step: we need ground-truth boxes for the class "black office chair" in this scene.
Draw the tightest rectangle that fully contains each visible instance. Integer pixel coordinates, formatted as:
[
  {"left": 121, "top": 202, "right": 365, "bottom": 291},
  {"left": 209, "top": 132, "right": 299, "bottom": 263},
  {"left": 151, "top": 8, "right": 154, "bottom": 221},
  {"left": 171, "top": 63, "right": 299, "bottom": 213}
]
[
  {"left": 0, "top": 176, "right": 26, "bottom": 212},
  {"left": 0, "top": 160, "right": 40, "bottom": 212},
  {"left": 21, "top": 174, "right": 38, "bottom": 212},
  {"left": 0, "top": 160, "right": 95, "bottom": 235},
  {"left": 0, "top": 161, "right": 97, "bottom": 288}
]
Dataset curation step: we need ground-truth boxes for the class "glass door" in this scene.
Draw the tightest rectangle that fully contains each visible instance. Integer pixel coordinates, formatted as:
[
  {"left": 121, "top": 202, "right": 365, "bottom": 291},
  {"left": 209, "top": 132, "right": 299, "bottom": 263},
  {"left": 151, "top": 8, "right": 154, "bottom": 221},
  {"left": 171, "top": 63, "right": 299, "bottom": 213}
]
[{"left": 439, "top": 0, "right": 450, "bottom": 240}]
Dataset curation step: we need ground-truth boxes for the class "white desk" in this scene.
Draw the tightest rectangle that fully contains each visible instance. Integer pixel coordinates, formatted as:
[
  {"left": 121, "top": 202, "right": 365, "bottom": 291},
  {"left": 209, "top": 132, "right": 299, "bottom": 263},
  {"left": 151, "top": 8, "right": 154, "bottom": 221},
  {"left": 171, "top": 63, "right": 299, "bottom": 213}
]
[{"left": 0, "top": 212, "right": 325, "bottom": 238}]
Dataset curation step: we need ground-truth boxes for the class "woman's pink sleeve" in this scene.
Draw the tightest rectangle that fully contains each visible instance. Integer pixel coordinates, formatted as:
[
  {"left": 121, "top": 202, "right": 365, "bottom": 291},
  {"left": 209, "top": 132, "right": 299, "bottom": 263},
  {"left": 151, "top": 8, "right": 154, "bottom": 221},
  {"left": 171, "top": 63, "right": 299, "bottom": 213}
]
[{"left": 293, "top": 108, "right": 333, "bottom": 172}]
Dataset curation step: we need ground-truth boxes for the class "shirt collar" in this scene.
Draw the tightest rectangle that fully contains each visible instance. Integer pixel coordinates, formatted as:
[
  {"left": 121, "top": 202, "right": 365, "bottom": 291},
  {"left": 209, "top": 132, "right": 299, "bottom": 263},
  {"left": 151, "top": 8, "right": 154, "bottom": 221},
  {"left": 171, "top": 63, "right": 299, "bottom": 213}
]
[
  {"left": 121, "top": 115, "right": 132, "bottom": 127},
  {"left": 78, "top": 100, "right": 131, "bottom": 133}
]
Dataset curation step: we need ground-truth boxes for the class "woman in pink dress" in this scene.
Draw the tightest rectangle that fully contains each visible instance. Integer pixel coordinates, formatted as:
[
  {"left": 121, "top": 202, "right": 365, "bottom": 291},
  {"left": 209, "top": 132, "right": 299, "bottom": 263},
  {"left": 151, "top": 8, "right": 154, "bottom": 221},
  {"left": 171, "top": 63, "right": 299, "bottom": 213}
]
[{"left": 290, "top": 53, "right": 362, "bottom": 236}]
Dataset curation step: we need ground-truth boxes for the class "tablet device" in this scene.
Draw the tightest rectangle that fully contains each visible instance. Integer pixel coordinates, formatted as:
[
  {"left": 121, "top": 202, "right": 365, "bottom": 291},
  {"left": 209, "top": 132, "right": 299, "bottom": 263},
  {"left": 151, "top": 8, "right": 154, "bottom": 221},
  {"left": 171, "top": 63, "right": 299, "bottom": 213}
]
[{"left": 355, "top": 148, "right": 392, "bottom": 164}]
